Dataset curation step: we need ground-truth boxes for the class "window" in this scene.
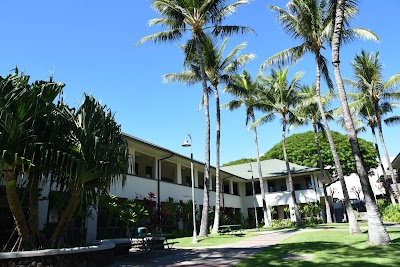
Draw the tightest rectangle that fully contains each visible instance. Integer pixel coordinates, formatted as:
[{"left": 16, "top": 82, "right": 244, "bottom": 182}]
[
  {"left": 223, "top": 181, "right": 230, "bottom": 194},
  {"left": 198, "top": 172, "right": 204, "bottom": 189},
  {"left": 280, "top": 184, "right": 287, "bottom": 191},
  {"left": 145, "top": 166, "right": 152, "bottom": 178},
  {"left": 294, "top": 184, "right": 301, "bottom": 190},
  {"left": 135, "top": 163, "right": 138, "bottom": 176},
  {"left": 185, "top": 176, "right": 192, "bottom": 186},
  {"left": 268, "top": 182, "right": 276, "bottom": 192},
  {"left": 233, "top": 182, "right": 238, "bottom": 195},
  {"left": 245, "top": 182, "right": 253, "bottom": 196},
  {"left": 306, "top": 177, "right": 313, "bottom": 189}
]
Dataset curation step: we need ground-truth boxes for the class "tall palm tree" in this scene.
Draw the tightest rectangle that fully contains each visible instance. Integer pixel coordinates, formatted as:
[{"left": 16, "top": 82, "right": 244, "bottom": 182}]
[
  {"left": 137, "top": 0, "right": 252, "bottom": 237},
  {"left": 331, "top": 0, "right": 390, "bottom": 245},
  {"left": 294, "top": 85, "right": 333, "bottom": 223},
  {"left": 345, "top": 50, "right": 400, "bottom": 205},
  {"left": 254, "top": 67, "right": 303, "bottom": 226},
  {"left": 223, "top": 70, "right": 271, "bottom": 227},
  {"left": 164, "top": 37, "right": 254, "bottom": 233},
  {"left": 263, "top": 0, "right": 377, "bottom": 234}
]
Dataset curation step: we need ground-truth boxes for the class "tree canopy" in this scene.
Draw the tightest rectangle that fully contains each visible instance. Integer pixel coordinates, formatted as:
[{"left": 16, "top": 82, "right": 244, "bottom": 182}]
[
  {"left": 262, "top": 131, "right": 377, "bottom": 176},
  {"left": 223, "top": 131, "right": 378, "bottom": 176}
]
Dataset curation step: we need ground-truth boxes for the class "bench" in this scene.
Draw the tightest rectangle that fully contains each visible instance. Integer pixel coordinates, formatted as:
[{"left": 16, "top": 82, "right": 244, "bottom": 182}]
[
  {"left": 131, "top": 238, "right": 178, "bottom": 254},
  {"left": 218, "top": 225, "right": 243, "bottom": 236}
]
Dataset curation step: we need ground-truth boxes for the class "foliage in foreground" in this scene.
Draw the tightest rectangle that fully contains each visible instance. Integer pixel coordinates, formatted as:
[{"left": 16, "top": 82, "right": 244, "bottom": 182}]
[
  {"left": 236, "top": 229, "right": 400, "bottom": 267},
  {"left": 377, "top": 199, "right": 400, "bottom": 222}
]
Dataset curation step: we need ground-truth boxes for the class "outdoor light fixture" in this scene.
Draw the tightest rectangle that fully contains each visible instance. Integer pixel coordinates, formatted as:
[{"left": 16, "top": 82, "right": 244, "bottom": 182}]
[
  {"left": 248, "top": 164, "right": 260, "bottom": 231},
  {"left": 182, "top": 134, "right": 198, "bottom": 243}
]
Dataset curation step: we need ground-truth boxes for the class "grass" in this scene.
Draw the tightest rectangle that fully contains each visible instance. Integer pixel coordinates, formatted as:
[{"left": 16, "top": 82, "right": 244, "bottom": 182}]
[
  {"left": 172, "top": 231, "right": 258, "bottom": 248},
  {"left": 236, "top": 228, "right": 400, "bottom": 267},
  {"left": 261, "top": 222, "right": 369, "bottom": 232}
]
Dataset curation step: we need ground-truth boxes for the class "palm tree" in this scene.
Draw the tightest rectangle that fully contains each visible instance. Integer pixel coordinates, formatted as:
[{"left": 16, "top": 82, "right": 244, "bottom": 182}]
[
  {"left": 294, "top": 85, "right": 333, "bottom": 223},
  {"left": 254, "top": 67, "right": 303, "bottom": 226},
  {"left": 49, "top": 95, "right": 128, "bottom": 247},
  {"left": 345, "top": 50, "right": 400, "bottom": 205},
  {"left": 164, "top": 37, "right": 254, "bottom": 233},
  {"left": 0, "top": 70, "right": 64, "bottom": 249},
  {"left": 263, "top": 0, "right": 378, "bottom": 234},
  {"left": 137, "top": 0, "right": 252, "bottom": 237},
  {"left": 331, "top": 0, "right": 390, "bottom": 245},
  {"left": 223, "top": 70, "right": 271, "bottom": 227}
]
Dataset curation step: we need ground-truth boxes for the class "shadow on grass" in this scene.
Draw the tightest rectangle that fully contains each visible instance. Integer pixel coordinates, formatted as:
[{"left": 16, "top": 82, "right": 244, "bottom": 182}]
[{"left": 236, "top": 231, "right": 400, "bottom": 267}]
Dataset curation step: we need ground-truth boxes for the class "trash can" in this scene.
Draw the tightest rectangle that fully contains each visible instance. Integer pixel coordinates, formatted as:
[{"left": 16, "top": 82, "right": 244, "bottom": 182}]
[{"left": 137, "top": 227, "right": 148, "bottom": 237}]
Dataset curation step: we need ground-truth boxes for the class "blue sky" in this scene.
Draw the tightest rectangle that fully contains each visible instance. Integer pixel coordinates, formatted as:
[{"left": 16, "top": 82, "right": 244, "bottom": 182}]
[{"left": 0, "top": 0, "right": 399, "bottom": 166}]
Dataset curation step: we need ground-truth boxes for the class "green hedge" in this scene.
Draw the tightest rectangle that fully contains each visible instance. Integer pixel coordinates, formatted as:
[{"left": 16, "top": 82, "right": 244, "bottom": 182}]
[{"left": 377, "top": 199, "right": 400, "bottom": 222}]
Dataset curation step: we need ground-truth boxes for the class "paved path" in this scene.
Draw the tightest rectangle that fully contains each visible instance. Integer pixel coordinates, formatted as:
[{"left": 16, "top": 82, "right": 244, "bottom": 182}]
[
  {"left": 107, "top": 230, "right": 299, "bottom": 267},
  {"left": 107, "top": 223, "right": 400, "bottom": 267}
]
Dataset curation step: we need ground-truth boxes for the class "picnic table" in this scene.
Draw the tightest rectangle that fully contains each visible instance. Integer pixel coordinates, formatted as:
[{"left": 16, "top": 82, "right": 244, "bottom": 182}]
[
  {"left": 218, "top": 224, "right": 243, "bottom": 235},
  {"left": 130, "top": 234, "right": 178, "bottom": 254}
]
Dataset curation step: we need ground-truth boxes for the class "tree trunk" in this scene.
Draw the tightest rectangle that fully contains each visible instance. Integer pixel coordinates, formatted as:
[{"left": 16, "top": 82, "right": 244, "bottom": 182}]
[
  {"left": 4, "top": 168, "right": 31, "bottom": 249},
  {"left": 282, "top": 116, "right": 302, "bottom": 226},
  {"left": 194, "top": 34, "right": 210, "bottom": 238},
  {"left": 371, "top": 126, "right": 396, "bottom": 204},
  {"left": 28, "top": 172, "right": 42, "bottom": 246},
  {"left": 251, "top": 113, "right": 269, "bottom": 227},
  {"left": 314, "top": 52, "right": 361, "bottom": 234},
  {"left": 50, "top": 186, "right": 81, "bottom": 248},
  {"left": 375, "top": 102, "right": 400, "bottom": 205},
  {"left": 332, "top": 0, "right": 390, "bottom": 245},
  {"left": 312, "top": 123, "right": 333, "bottom": 223},
  {"left": 212, "top": 85, "right": 221, "bottom": 234}
]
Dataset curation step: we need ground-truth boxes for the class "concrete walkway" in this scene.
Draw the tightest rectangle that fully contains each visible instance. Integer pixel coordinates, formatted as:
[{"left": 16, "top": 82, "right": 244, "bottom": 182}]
[{"left": 107, "top": 230, "right": 299, "bottom": 267}]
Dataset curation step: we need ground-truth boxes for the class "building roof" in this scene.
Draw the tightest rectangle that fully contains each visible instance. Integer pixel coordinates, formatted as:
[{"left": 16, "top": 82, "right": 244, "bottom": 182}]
[
  {"left": 221, "top": 159, "right": 320, "bottom": 180},
  {"left": 392, "top": 153, "right": 400, "bottom": 169}
]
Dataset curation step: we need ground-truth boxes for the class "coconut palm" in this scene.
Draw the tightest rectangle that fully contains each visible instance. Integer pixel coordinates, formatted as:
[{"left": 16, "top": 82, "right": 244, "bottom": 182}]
[
  {"left": 263, "top": 0, "right": 378, "bottom": 234},
  {"left": 293, "top": 85, "right": 334, "bottom": 223},
  {"left": 0, "top": 70, "right": 64, "bottom": 249},
  {"left": 345, "top": 50, "right": 400, "bottom": 205},
  {"left": 164, "top": 36, "right": 254, "bottom": 233},
  {"left": 254, "top": 67, "right": 303, "bottom": 226},
  {"left": 331, "top": 0, "right": 390, "bottom": 245},
  {"left": 137, "top": 0, "right": 252, "bottom": 237},
  {"left": 223, "top": 70, "right": 271, "bottom": 227}
]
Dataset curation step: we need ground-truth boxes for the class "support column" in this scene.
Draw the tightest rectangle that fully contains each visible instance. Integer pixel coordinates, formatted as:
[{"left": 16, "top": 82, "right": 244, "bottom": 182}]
[
  {"left": 177, "top": 163, "right": 182, "bottom": 185},
  {"left": 85, "top": 205, "right": 98, "bottom": 243},
  {"left": 194, "top": 169, "right": 199, "bottom": 188}
]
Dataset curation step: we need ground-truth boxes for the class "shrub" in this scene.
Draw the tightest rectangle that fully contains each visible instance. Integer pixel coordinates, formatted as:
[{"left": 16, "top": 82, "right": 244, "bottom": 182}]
[
  {"left": 270, "top": 219, "right": 296, "bottom": 228},
  {"left": 377, "top": 199, "right": 400, "bottom": 222}
]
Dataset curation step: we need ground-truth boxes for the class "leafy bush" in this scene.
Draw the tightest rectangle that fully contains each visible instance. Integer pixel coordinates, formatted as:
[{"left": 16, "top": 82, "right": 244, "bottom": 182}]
[
  {"left": 270, "top": 219, "right": 296, "bottom": 228},
  {"left": 377, "top": 199, "right": 400, "bottom": 222}
]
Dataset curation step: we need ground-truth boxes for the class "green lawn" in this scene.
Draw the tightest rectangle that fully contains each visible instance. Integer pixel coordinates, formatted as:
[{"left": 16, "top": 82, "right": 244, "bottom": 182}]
[
  {"left": 172, "top": 231, "right": 258, "bottom": 247},
  {"left": 236, "top": 228, "right": 400, "bottom": 267}
]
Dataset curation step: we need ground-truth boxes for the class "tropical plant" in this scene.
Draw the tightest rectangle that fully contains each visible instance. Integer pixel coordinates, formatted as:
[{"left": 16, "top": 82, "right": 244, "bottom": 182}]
[
  {"left": 164, "top": 36, "right": 254, "bottom": 233},
  {"left": 48, "top": 95, "right": 128, "bottom": 247},
  {"left": 253, "top": 67, "right": 303, "bottom": 226},
  {"left": 137, "top": 0, "right": 253, "bottom": 237},
  {"left": 331, "top": 0, "right": 390, "bottom": 245},
  {"left": 0, "top": 70, "right": 64, "bottom": 249},
  {"left": 223, "top": 70, "right": 271, "bottom": 227},
  {"left": 264, "top": 0, "right": 377, "bottom": 235},
  {"left": 293, "top": 84, "right": 333, "bottom": 223},
  {"left": 345, "top": 50, "right": 400, "bottom": 205}
]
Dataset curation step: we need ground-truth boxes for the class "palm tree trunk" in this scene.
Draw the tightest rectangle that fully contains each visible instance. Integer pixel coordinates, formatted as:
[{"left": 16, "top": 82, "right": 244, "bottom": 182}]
[
  {"left": 251, "top": 113, "right": 269, "bottom": 227},
  {"left": 332, "top": 0, "right": 390, "bottom": 245},
  {"left": 315, "top": 52, "right": 361, "bottom": 234},
  {"left": 4, "top": 168, "right": 31, "bottom": 249},
  {"left": 212, "top": 85, "right": 221, "bottom": 234},
  {"left": 50, "top": 186, "right": 81, "bottom": 248},
  {"left": 312, "top": 123, "right": 333, "bottom": 223},
  {"left": 282, "top": 116, "right": 302, "bottom": 226},
  {"left": 374, "top": 102, "right": 400, "bottom": 205},
  {"left": 371, "top": 126, "right": 396, "bottom": 204},
  {"left": 194, "top": 34, "right": 210, "bottom": 237}
]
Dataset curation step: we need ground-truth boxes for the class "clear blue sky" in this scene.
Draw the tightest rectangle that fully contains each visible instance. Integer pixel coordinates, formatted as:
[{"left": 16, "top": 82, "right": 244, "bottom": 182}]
[{"left": 0, "top": 0, "right": 399, "bottom": 166}]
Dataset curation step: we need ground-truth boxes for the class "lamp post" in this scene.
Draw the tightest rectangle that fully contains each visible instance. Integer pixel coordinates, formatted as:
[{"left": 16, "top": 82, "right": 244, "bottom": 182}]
[
  {"left": 182, "top": 134, "right": 198, "bottom": 243},
  {"left": 248, "top": 164, "right": 259, "bottom": 231}
]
